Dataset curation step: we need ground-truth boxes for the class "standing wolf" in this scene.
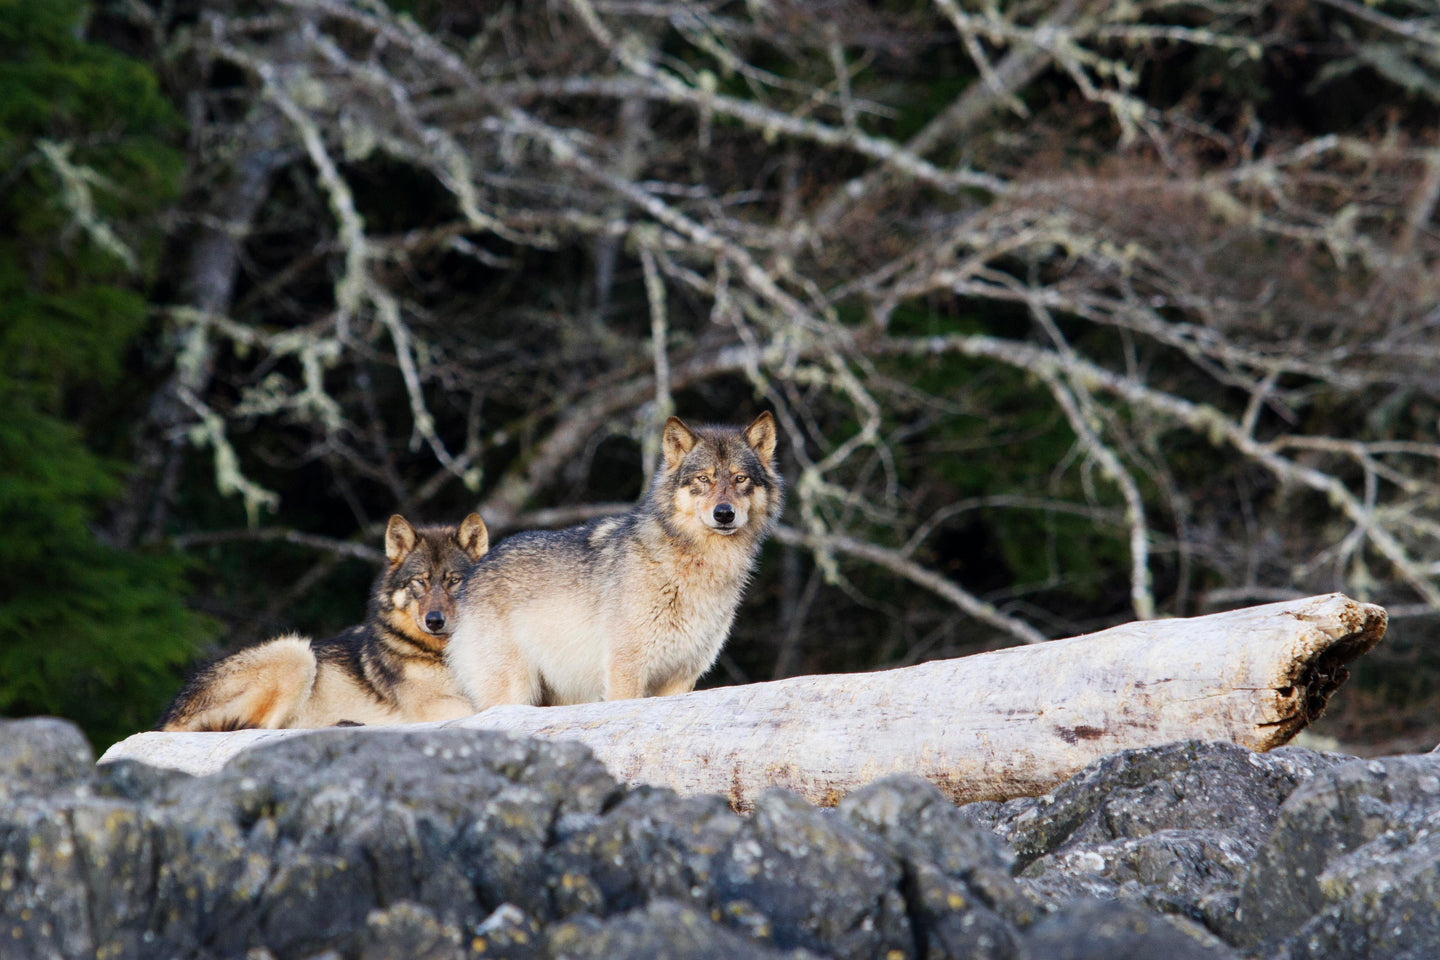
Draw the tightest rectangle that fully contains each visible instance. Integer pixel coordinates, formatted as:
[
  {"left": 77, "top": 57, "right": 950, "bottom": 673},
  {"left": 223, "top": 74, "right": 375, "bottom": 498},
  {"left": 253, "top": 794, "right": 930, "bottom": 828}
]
[
  {"left": 447, "top": 412, "right": 782, "bottom": 708},
  {"left": 158, "top": 514, "right": 487, "bottom": 731}
]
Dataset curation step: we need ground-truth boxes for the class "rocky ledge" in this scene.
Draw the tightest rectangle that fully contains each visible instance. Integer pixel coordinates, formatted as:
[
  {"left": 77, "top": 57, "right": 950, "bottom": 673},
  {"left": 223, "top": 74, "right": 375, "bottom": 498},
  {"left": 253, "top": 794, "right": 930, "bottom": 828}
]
[{"left": 2, "top": 718, "right": 1438, "bottom": 960}]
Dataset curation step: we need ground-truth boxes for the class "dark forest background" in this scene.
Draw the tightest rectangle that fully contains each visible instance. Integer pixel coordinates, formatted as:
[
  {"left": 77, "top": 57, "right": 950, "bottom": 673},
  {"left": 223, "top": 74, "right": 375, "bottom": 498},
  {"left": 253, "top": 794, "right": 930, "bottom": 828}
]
[{"left": 5, "top": 0, "right": 1440, "bottom": 751}]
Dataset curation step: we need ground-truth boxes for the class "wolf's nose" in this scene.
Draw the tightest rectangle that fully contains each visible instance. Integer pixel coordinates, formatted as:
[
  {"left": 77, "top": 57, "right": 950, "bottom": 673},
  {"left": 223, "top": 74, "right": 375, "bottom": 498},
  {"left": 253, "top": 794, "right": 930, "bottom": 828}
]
[
  {"left": 713, "top": 503, "right": 736, "bottom": 525},
  {"left": 424, "top": 611, "right": 446, "bottom": 632}
]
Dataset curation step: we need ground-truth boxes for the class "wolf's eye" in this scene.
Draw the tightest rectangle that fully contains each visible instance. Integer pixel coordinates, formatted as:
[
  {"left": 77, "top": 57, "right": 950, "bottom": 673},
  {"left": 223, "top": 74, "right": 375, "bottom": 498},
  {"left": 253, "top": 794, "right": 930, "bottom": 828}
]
[
  {"left": 694, "top": 474, "right": 711, "bottom": 485},
  {"left": 410, "top": 578, "right": 427, "bottom": 590},
  {"left": 446, "top": 574, "right": 463, "bottom": 586},
  {"left": 733, "top": 474, "right": 749, "bottom": 484}
]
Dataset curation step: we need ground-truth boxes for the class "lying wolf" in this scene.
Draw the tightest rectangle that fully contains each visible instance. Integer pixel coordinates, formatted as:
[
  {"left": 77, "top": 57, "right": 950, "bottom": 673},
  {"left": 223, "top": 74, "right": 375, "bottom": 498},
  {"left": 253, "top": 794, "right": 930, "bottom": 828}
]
[
  {"left": 159, "top": 514, "right": 486, "bottom": 731},
  {"left": 447, "top": 412, "right": 782, "bottom": 708}
]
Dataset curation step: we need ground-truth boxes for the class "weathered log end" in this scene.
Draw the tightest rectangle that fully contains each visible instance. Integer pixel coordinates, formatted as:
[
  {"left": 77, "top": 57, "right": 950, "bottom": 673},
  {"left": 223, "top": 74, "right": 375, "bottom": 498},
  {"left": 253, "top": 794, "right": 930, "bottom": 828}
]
[{"left": 1255, "top": 593, "right": 1388, "bottom": 750}]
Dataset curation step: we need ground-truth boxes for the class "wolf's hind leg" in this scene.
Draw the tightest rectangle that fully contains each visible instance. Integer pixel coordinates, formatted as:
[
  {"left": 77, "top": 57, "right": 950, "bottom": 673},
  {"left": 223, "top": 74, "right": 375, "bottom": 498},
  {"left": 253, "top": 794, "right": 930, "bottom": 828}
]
[
  {"left": 468, "top": 661, "right": 542, "bottom": 709},
  {"left": 159, "top": 634, "right": 318, "bottom": 732},
  {"left": 459, "top": 643, "right": 542, "bottom": 709},
  {"left": 447, "top": 617, "right": 542, "bottom": 709},
  {"left": 410, "top": 695, "right": 478, "bottom": 723},
  {"left": 651, "top": 674, "right": 697, "bottom": 698}
]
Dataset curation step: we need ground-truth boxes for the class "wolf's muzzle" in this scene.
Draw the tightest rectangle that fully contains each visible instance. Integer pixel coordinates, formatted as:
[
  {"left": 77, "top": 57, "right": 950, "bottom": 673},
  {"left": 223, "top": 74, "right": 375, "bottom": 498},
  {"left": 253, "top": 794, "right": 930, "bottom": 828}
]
[
  {"left": 424, "top": 611, "right": 447, "bottom": 633},
  {"left": 713, "top": 503, "right": 736, "bottom": 525}
]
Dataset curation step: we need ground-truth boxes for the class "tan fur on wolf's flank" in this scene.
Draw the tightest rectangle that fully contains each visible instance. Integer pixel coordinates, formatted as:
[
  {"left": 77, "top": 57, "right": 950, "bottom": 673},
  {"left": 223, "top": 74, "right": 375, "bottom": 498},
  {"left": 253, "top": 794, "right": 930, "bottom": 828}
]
[{"left": 447, "top": 412, "right": 782, "bottom": 709}]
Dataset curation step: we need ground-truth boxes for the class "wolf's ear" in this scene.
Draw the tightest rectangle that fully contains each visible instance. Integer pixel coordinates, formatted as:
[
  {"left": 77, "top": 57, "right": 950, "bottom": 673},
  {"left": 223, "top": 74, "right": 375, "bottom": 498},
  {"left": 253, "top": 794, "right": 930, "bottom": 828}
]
[
  {"left": 456, "top": 513, "right": 489, "bottom": 560},
  {"left": 743, "top": 411, "right": 778, "bottom": 462},
  {"left": 385, "top": 515, "right": 418, "bottom": 564},
  {"left": 662, "top": 416, "right": 698, "bottom": 471}
]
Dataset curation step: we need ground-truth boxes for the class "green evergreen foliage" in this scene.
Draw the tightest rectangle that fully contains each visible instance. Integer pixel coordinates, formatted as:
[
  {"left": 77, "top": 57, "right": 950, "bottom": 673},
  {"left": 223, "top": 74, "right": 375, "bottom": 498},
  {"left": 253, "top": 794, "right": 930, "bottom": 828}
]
[{"left": 0, "top": 0, "right": 213, "bottom": 748}]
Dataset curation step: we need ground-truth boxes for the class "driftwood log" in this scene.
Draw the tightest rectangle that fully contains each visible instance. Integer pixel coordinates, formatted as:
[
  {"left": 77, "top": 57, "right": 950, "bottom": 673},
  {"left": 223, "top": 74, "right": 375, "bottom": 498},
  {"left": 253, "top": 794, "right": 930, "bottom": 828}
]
[{"left": 101, "top": 593, "right": 1385, "bottom": 808}]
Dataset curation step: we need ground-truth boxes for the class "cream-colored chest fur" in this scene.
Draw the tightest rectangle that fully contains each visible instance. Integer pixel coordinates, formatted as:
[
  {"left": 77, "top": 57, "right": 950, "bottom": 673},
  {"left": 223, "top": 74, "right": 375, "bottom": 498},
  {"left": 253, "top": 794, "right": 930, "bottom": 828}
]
[{"left": 620, "top": 549, "right": 747, "bottom": 682}]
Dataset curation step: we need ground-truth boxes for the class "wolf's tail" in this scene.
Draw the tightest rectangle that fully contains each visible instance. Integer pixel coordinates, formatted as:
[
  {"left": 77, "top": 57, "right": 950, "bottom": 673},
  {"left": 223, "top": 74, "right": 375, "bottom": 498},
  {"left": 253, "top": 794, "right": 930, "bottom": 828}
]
[{"left": 157, "top": 634, "right": 318, "bottom": 732}]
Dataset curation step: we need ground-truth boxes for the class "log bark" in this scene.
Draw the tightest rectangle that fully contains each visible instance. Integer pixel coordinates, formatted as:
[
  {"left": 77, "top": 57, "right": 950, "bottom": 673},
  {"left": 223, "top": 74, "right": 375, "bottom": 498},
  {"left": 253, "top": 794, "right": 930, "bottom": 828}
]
[{"left": 100, "top": 593, "right": 1386, "bottom": 808}]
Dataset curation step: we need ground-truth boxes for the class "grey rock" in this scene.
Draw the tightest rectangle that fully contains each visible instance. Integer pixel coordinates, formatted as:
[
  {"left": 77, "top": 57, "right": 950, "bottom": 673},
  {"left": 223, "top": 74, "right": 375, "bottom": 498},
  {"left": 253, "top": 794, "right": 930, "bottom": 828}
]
[
  {"left": 840, "top": 775, "right": 1034, "bottom": 959},
  {"left": 543, "top": 785, "right": 745, "bottom": 917},
  {"left": 544, "top": 899, "right": 823, "bottom": 959},
  {"left": 716, "top": 789, "right": 911, "bottom": 959},
  {"left": 189, "top": 729, "right": 618, "bottom": 956},
  {"left": 5, "top": 718, "right": 1440, "bottom": 960},
  {"left": 1019, "top": 898, "right": 1238, "bottom": 959},
  {"left": 356, "top": 900, "right": 469, "bottom": 960},
  {"left": 544, "top": 783, "right": 915, "bottom": 959},
  {"left": 1231, "top": 752, "right": 1440, "bottom": 955},
  {"left": 975, "top": 741, "right": 1344, "bottom": 921},
  {"left": 994, "top": 741, "right": 1342, "bottom": 866},
  {"left": 0, "top": 717, "right": 94, "bottom": 797},
  {"left": 471, "top": 903, "right": 545, "bottom": 960},
  {"left": 1275, "top": 826, "right": 1440, "bottom": 960},
  {"left": 91, "top": 757, "right": 194, "bottom": 800},
  {"left": 0, "top": 726, "right": 622, "bottom": 960}
]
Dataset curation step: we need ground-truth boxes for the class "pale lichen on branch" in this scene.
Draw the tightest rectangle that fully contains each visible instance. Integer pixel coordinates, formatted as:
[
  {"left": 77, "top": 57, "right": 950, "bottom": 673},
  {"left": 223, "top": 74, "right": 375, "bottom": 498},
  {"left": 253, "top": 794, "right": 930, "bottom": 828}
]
[{"left": 132, "top": 0, "right": 1440, "bottom": 661}]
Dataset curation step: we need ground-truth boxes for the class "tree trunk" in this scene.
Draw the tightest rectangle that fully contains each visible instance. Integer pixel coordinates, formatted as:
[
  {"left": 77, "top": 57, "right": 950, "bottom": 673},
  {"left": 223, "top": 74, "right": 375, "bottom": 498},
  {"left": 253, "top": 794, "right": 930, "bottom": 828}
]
[
  {"left": 105, "top": 108, "right": 292, "bottom": 548},
  {"left": 100, "top": 593, "right": 1385, "bottom": 808}
]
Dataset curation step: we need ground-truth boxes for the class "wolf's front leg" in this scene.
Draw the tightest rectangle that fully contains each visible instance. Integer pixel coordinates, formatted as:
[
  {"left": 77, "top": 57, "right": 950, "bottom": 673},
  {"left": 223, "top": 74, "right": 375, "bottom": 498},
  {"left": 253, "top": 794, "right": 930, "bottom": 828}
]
[
  {"left": 603, "top": 641, "right": 645, "bottom": 700},
  {"left": 413, "top": 695, "right": 479, "bottom": 722},
  {"left": 471, "top": 663, "right": 540, "bottom": 709},
  {"left": 451, "top": 635, "right": 541, "bottom": 709},
  {"left": 651, "top": 674, "right": 697, "bottom": 697}
]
